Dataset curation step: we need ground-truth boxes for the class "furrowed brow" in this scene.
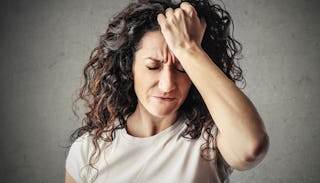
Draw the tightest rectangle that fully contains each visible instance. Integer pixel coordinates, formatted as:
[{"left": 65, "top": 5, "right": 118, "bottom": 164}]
[{"left": 145, "top": 57, "right": 162, "bottom": 62}]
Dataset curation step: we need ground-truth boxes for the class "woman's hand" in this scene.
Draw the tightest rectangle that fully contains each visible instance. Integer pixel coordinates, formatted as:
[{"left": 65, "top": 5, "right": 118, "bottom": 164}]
[{"left": 157, "top": 2, "right": 206, "bottom": 53}]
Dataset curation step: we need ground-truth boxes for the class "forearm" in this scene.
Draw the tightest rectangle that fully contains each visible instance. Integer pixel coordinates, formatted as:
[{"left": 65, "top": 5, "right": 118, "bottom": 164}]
[{"left": 175, "top": 44, "right": 268, "bottom": 159}]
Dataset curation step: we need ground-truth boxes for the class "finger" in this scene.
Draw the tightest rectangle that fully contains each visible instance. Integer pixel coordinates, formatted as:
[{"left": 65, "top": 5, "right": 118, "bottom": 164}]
[
  {"left": 157, "top": 14, "right": 168, "bottom": 32},
  {"left": 157, "top": 13, "right": 165, "bottom": 25},
  {"left": 180, "top": 2, "right": 197, "bottom": 16},
  {"left": 174, "top": 8, "right": 184, "bottom": 17},
  {"left": 165, "top": 8, "right": 174, "bottom": 18}
]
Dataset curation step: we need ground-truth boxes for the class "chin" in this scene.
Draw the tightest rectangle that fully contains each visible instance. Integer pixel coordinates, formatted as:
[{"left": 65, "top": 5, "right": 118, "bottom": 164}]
[{"left": 148, "top": 107, "right": 178, "bottom": 118}]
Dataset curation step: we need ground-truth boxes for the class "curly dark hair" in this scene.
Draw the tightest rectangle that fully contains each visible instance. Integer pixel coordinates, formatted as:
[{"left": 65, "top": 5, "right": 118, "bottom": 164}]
[{"left": 70, "top": 0, "right": 244, "bottom": 168}]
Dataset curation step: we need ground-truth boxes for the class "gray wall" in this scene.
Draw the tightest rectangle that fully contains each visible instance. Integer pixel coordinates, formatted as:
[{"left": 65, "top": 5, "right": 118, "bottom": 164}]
[{"left": 1, "top": 0, "right": 319, "bottom": 182}]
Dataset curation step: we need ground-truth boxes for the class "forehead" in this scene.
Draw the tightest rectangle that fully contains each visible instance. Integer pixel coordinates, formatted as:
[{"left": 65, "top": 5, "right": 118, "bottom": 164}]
[
  {"left": 137, "top": 31, "right": 166, "bottom": 52},
  {"left": 134, "top": 31, "right": 178, "bottom": 64}
]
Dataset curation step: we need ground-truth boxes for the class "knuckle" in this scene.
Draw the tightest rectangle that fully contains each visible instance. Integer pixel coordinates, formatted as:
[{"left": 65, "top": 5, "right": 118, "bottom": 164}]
[
  {"left": 180, "top": 2, "right": 197, "bottom": 15},
  {"left": 174, "top": 8, "right": 183, "bottom": 15},
  {"left": 157, "top": 14, "right": 164, "bottom": 22},
  {"left": 165, "top": 8, "right": 173, "bottom": 14},
  {"left": 180, "top": 2, "right": 190, "bottom": 7}
]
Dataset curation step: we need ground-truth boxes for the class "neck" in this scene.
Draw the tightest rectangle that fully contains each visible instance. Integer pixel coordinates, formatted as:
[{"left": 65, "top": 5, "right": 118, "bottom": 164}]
[{"left": 126, "top": 104, "right": 178, "bottom": 137}]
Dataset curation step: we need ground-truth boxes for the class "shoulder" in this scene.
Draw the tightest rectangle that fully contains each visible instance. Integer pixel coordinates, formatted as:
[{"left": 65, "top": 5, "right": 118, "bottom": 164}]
[
  {"left": 69, "top": 133, "right": 93, "bottom": 158},
  {"left": 68, "top": 130, "right": 112, "bottom": 155},
  {"left": 65, "top": 133, "right": 94, "bottom": 183},
  {"left": 65, "top": 130, "right": 115, "bottom": 182}
]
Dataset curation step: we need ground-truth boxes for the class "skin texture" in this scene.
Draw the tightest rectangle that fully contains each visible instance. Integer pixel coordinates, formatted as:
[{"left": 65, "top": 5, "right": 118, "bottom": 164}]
[
  {"left": 66, "top": 2, "right": 269, "bottom": 182},
  {"left": 126, "top": 31, "right": 192, "bottom": 137}
]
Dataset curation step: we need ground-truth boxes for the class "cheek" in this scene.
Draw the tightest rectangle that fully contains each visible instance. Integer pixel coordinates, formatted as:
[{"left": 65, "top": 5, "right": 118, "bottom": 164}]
[
  {"left": 133, "top": 65, "right": 156, "bottom": 93},
  {"left": 179, "top": 76, "right": 192, "bottom": 96},
  {"left": 132, "top": 62, "right": 144, "bottom": 83}
]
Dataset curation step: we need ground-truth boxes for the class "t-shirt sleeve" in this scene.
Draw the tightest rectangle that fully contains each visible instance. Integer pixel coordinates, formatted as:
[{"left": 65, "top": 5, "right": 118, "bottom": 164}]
[{"left": 65, "top": 133, "right": 91, "bottom": 183}]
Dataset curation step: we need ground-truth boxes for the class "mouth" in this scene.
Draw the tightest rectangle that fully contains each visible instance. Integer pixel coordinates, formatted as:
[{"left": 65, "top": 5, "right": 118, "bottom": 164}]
[{"left": 154, "top": 96, "right": 176, "bottom": 101}]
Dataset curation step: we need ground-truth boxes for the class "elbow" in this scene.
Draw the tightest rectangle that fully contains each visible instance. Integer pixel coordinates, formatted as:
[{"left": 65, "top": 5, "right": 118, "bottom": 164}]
[
  {"left": 252, "top": 133, "right": 269, "bottom": 160},
  {"left": 240, "top": 133, "right": 270, "bottom": 170}
]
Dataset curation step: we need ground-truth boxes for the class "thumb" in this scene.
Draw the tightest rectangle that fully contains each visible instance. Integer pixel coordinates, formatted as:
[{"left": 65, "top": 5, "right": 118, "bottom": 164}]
[
  {"left": 200, "top": 17, "right": 207, "bottom": 31},
  {"left": 199, "top": 17, "right": 207, "bottom": 44}
]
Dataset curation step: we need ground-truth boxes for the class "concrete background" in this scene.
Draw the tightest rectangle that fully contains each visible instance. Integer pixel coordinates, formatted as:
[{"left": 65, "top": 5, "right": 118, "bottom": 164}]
[{"left": 1, "top": 0, "right": 319, "bottom": 182}]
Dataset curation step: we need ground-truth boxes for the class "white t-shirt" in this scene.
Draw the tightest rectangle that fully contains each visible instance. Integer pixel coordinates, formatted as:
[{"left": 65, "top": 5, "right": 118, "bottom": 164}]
[{"left": 66, "top": 117, "right": 233, "bottom": 183}]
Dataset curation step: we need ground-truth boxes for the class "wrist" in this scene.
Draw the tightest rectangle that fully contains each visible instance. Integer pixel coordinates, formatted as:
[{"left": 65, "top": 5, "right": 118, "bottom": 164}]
[{"left": 173, "top": 42, "right": 205, "bottom": 62}]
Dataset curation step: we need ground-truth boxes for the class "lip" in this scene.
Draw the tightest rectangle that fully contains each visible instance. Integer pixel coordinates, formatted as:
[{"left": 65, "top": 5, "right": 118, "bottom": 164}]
[{"left": 154, "top": 96, "right": 176, "bottom": 101}]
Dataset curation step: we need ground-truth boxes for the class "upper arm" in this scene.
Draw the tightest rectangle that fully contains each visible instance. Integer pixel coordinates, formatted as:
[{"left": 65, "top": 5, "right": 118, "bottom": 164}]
[
  {"left": 216, "top": 130, "right": 269, "bottom": 171},
  {"left": 216, "top": 131, "right": 249, "bottom": 170},
  {"left": 65, "top": 171, "right": 77, "bottom": 183}
]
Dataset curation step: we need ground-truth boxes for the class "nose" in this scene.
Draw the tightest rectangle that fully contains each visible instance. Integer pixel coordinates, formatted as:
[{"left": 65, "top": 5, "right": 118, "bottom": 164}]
[{"left": 158, "top": 67, "right": 176, "bottom": 93}]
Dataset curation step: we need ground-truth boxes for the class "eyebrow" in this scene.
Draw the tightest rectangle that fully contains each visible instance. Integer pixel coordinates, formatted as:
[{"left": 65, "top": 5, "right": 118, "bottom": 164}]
[
  {"left": 144, "top": 57, "right": 182, "bottom": 65},
  {"left": 144, "top": 57, "right": 162, "bottom": 62}
]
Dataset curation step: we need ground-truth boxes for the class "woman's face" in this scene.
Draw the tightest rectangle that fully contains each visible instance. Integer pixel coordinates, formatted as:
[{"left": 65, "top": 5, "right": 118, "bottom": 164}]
[{"left": 133, "top": 31, "right": 192, "bottom": 118}]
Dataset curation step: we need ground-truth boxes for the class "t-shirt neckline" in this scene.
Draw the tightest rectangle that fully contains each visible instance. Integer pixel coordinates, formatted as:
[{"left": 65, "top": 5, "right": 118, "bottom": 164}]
[{"left": 120, "top": 116, "right": 186, "bottom": 144}]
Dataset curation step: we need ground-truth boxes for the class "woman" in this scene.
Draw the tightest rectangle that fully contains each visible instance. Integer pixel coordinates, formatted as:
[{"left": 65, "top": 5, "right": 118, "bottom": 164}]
[{"left": 65, "top": 0, "right": 269, "bottom": 182}]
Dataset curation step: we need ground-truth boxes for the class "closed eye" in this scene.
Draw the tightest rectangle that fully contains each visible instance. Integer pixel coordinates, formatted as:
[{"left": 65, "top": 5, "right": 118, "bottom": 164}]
[
  {"left": 175, "top": 68, "right": 186, "bottom": 73},
  {"left": 146, "top": 66, "right": 159, "bottom": 70},
  {"left": 174, "top": 61, "right": 186, "bottom": 73}
]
